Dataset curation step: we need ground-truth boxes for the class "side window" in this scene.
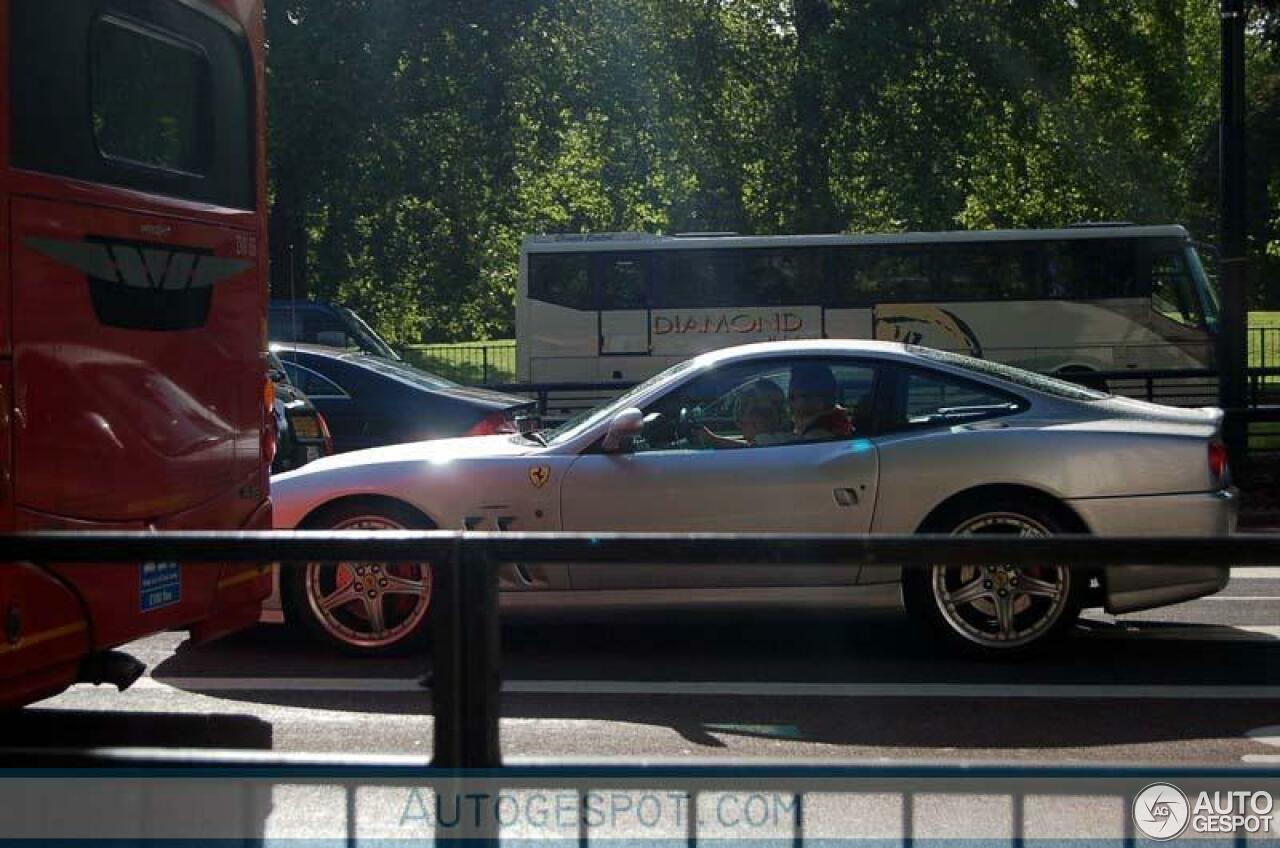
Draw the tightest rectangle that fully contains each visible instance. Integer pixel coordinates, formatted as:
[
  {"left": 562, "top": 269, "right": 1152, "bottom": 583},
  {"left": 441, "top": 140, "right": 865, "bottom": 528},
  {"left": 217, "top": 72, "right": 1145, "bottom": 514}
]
[
  {"left": 741, "top": 249, "right": 814, "bottom": 306},
  {"left": 928, "top": 242, "right": 1042, "bottom": 300},
  {"left": 659, "top": 250, "right": 745, "bottom": 308},
  {"left": 596, "top": 254, "right": 648, "bottom": 310},
  {"left": 1045, "top": 239, "right": 1139, "bottom": 299},
  {"left": 887, "top": 368, "right": 1024, "bottom": 433},
  {"left": 282, "top": 363, "right": 348, "bottom": 398},
  {"left": 529, "top": 255, "right": 592, "bottom": 309},
  {"left": 631, "top": 358, "right": 875, "bottom": 452},
  {"left": 828, "top": 246, "right": 929, "bottom": 306}
]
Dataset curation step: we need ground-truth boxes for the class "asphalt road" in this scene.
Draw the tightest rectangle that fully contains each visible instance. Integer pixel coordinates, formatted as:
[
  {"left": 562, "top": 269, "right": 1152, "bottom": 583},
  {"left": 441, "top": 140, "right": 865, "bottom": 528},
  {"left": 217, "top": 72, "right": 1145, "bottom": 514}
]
[{"left": 9, "top": 568, "right": 1280, "bottom": 766}]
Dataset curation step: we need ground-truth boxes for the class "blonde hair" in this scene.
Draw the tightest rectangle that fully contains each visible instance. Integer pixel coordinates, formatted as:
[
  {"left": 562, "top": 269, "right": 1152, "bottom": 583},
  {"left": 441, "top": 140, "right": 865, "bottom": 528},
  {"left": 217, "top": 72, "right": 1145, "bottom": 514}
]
[{"left": 733, "top": 379, "right": 787, "bottom": 431}]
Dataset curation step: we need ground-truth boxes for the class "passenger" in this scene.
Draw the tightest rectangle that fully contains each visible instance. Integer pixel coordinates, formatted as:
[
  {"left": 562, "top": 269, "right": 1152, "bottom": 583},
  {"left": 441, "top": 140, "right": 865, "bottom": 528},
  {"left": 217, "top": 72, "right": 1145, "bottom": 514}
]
[
  {"left": 699, "top": 378, "right": 791, "bottom": 448},
  {"left": 786, "top": 362, "right": 853, "bottom": 441}
]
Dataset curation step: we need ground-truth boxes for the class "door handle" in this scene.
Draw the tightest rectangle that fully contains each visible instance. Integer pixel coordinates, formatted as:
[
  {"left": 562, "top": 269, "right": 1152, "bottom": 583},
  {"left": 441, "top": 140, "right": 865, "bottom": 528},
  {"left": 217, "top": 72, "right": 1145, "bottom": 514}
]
[{"left": 833, "top": 488, "right": 859, "bottom": 507}]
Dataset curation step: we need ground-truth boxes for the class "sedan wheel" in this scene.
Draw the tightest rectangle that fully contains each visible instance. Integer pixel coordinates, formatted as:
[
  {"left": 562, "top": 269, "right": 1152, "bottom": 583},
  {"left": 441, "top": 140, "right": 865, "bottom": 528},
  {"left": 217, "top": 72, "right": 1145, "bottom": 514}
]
[
  {"left": 285, "top": 503, "right": 434, "bottom": 656},
  {"left": 904, "top": 500, "right": 1084, "bottom": 658}
]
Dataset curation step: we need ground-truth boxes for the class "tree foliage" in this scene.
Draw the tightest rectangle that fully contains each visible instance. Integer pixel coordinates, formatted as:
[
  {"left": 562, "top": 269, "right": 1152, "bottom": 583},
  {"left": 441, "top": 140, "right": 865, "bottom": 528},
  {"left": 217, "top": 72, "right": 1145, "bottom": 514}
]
[{"left": 265, "top": 0, "right": 1280, "bottom": 341}]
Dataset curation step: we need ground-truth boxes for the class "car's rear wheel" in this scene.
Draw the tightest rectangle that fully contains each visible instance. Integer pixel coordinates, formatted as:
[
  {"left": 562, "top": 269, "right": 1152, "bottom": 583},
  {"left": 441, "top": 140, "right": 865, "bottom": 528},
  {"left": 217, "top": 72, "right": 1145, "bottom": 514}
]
[
  {"left": 903, "top": 498, "right": 1085, "bottom": 659},
  {"left": 283, "top": 500, "right": 435, "bottom": 657}
]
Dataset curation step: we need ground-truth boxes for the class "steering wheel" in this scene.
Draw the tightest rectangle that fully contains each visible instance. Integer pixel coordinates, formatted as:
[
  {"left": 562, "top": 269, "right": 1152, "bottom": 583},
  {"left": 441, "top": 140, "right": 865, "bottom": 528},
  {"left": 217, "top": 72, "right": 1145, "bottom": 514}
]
[{"left": 677, "top": 406, "right": 704, "bottom": 440}]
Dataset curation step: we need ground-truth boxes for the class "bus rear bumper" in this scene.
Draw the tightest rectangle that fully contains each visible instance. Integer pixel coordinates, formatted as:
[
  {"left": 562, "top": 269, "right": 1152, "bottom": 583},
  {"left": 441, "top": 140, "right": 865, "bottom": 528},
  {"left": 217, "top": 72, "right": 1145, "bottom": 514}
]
[{"left": 188, "top": 498, "right": 273, "bottom": 645}]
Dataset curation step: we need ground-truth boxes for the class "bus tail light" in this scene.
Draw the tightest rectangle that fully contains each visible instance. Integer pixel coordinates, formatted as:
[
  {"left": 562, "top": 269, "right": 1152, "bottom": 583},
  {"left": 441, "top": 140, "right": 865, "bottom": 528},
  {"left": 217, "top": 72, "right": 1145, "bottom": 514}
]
[
  {"left": 465, "top": 411, "right": 519, "bottom": 437},
  {"left": 262, "top": 377, "right": 277, "bottom": 465},
  {"left": 1209, "top": 439, "right": 1228, "bottom": 486}
]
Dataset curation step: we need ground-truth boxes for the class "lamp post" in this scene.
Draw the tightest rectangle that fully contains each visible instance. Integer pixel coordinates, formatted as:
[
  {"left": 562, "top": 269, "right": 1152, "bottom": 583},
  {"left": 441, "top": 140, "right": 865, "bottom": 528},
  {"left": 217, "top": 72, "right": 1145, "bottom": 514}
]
[{"left": 1218, "top": 0, "right": 1249, "bottom": 463}]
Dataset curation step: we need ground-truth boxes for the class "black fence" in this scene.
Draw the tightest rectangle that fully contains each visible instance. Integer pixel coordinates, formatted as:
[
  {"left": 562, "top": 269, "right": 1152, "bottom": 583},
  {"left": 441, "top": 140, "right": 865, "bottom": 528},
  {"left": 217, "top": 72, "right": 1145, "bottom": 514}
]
[
  {"left": 6, "top": 530, "right": 1280, "bottom": 842},
  {"left": 10, "top": 530, "right": 1280, "bottom": 768}
]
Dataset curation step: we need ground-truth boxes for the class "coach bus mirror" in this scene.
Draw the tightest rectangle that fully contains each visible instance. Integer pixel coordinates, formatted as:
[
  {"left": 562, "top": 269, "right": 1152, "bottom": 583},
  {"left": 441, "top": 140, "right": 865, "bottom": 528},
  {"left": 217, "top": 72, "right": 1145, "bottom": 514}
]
[{"left": 602, "top": 408, "right": 645, "bottom": 453}]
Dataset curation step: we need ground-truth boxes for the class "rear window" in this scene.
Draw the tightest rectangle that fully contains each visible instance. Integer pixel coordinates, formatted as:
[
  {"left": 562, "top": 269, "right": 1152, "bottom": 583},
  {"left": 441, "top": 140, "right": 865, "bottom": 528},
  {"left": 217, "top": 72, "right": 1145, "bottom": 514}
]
[
  {"left": 91, "top": 16, "right": 210, "bottom": 174},
  {"left": 352, "top": 355, "right": 459, "bottom": 391},
  {"left": 907, "top": 346, "right": 1110, "bottom": 401},
  {"left": 11, "top": 3, "right": 255, "bottom": 208}
]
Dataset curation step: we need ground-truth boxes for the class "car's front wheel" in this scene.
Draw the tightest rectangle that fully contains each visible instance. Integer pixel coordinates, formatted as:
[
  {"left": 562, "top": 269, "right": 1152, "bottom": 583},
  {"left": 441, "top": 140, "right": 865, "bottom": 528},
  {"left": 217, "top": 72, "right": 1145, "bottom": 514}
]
[
  {"left": 903, "top": 498, "right": 1085, "bottom": 659},
  {"left": 283, "top": 499, "right": 435, "bottom": 656}
]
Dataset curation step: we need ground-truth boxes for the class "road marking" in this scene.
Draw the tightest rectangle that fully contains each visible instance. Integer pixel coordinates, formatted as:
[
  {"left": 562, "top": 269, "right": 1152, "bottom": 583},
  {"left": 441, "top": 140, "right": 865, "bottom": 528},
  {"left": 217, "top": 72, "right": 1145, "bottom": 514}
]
[
  {"left": 134, "top": 676, "right": 1280, "bottom": 700},
  {"left": 1242, "top": 755, "right": 1280, "bottom": 764},
  {"left": 1081, "top": 623, "right": 1280, "bottom": 641},
  {"left": 1227, "top": 568, "right": 1280, "bottom": 579},
  {"left": 1246, "top": 726, "right": 1280, "bottom": 748},
  {"left": 1201, "top": 596, "right": 1280, "bottom": 601}
]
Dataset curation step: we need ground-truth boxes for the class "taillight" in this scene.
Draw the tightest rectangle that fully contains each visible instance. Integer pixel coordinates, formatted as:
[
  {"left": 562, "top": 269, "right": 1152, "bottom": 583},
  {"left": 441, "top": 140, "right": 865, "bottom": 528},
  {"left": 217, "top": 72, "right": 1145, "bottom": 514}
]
[
  {"left": 1209, "top": 440, "right": 1228, "bottom": 486},
  {"left": 316, "top": 411, "right": 335, "bottom": 455},
  {"left": 465, "top": 411, "right": 519, "bottom": 437}
]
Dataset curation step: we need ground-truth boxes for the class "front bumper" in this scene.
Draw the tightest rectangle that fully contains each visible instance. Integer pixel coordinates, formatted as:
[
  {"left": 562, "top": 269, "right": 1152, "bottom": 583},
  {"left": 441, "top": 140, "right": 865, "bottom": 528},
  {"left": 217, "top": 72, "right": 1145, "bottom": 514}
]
[{"left": 1067, "top": 488, "right": 1235, "bottom": 614}]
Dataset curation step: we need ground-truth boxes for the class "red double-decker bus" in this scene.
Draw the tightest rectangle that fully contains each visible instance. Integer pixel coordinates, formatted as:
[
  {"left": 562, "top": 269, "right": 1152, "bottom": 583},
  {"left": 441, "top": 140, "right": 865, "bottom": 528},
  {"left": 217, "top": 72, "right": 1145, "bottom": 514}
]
[{"left": 0, "top": 0, "right": 272, "bottom": 708}]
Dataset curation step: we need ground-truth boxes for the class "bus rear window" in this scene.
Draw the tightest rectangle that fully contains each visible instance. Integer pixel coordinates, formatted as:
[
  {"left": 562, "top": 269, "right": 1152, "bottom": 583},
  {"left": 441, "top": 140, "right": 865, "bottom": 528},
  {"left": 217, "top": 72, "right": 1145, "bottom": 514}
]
[{"left": 91, "top": 16, "right": 210, "bottom": 175}]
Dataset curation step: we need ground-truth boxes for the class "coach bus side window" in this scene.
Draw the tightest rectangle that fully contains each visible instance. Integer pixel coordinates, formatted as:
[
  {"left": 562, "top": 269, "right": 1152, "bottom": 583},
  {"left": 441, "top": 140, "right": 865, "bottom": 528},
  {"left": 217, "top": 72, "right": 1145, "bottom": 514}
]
[
  {"left": 1045, "top": 239, "right": 1140, "bottom": 299},
  {"left": 596, "top": 254, "right": 648, "bottom": 310},
  {"left": 741, "top": 249, "right": 810, "bottom": 306},
  {"left": 828, "top": 247, "right": 929, "bottom": 306},
  {"left": 529, "top": 255, "right": 592, "bottom": 310},
  {"left": 929, "top": 243, "right": 1040, "bottom": 301},
  {"left": 663, "top": 251, "right": 746, "bottom": 308}
]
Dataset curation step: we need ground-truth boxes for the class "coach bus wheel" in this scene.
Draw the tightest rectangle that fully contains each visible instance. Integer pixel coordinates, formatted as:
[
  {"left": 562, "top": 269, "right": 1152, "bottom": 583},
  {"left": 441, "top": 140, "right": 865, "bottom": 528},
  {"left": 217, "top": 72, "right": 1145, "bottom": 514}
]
[
  {"left": 902, "top": 498, "right": 1084, "bottom": 659},
  {"left": 285, "top": 500, "right": 435, "bottom": 657}
]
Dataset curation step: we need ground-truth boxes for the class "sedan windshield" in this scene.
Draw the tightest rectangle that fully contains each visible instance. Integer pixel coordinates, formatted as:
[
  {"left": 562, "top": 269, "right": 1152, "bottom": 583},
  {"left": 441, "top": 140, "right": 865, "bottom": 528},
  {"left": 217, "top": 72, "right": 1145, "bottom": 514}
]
[{"left": 545, "top": 358, "right": 704, "bottom": 445}]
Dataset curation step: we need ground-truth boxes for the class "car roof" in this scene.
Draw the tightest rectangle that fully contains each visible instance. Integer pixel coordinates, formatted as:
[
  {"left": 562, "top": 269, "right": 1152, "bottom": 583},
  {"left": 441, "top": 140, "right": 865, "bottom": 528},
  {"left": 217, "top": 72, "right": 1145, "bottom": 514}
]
[{"left": 690, "top": 339, "right": 913, "bottom": 367}]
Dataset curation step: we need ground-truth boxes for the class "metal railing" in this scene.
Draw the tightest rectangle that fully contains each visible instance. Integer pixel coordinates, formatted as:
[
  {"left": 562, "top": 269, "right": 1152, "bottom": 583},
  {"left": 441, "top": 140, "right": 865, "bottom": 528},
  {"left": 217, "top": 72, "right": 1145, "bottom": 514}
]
[
  {"left": 7, "top": 531, "right": 1280, "bottom": 842},
  {"left": 491, "top": 367, "right": 1280, "bottom": 423},
  {"left": 404, "top": 342, "right": 515, "bottom": 384},
  {"left": 1253, "top": 325, "right": 1280, "bottom": 370}
]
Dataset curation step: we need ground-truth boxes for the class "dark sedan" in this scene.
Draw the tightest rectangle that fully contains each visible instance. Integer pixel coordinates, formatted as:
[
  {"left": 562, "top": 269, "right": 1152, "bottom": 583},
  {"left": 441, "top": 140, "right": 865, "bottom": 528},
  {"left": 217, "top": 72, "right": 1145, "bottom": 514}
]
[{"left": 270, "top": 343, "right": 537, "bottom": 453}]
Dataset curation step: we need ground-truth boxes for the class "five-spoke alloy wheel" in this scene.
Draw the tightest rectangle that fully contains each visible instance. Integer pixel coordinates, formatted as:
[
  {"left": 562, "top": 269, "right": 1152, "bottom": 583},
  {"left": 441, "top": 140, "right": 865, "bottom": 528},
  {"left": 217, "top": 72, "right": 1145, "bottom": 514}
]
[
  {"left": 904, "top": 498, "right": 1085, "bottom": 658},
  {"left": 284, "top": 500, "right": 435, "bottom": 656}
]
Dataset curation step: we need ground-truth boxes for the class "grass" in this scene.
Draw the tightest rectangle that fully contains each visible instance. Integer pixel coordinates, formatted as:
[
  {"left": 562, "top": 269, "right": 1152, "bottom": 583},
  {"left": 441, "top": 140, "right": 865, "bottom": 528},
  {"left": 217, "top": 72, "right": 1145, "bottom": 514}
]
[{"left": 402, "top": 339, "right": 516, "bottom": 384}]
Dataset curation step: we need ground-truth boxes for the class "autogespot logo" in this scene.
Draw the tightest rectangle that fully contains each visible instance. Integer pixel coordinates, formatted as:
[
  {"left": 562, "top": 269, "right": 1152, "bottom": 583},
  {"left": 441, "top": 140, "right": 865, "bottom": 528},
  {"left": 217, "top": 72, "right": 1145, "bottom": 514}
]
[{"left": 1133, "top": 783, "right": 1191, "bottom": 841}]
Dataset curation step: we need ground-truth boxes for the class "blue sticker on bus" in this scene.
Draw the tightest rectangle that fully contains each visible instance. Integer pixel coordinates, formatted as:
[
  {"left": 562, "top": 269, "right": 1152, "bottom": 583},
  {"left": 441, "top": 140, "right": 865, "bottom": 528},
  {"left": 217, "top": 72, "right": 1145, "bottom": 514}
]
[{"left": 140, "top": 561, "right": 181, "bottom": 611}]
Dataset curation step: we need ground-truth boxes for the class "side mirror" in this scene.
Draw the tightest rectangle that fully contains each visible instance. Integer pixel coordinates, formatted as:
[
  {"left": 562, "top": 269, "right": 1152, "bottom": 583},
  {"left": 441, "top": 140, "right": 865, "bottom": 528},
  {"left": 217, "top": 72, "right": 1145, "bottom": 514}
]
[{"left": 601, "top": 408, "right": 644, "bottom": 453}]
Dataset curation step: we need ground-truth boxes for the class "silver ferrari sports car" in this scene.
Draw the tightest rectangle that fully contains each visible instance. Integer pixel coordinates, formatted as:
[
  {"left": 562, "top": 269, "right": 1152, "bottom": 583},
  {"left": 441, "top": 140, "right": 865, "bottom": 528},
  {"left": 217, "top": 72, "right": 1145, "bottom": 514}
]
[{"left": 267, "top": 340, "right": 1234, "bottom": 658}]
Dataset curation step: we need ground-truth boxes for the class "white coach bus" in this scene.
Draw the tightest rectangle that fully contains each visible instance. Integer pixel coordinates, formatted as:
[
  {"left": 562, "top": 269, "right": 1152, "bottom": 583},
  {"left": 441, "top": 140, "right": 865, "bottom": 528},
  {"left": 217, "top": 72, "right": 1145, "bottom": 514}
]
[{"left": 516, "top": 226, "right": 1218, "bottom": 385}]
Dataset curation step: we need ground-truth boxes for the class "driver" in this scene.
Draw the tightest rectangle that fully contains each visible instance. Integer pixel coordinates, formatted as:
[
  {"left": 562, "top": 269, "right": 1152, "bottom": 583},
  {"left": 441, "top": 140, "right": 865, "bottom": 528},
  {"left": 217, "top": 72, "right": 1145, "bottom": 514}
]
[{"left": 699, "top": 378, "right": 791, "bottom": 448}]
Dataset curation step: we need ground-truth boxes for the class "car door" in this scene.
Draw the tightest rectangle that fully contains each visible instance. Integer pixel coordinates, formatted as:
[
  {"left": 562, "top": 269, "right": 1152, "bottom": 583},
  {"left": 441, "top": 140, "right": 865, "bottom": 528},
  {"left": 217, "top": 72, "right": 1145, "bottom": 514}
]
[{"left": 559, "top": 357, "right": 882, "bottom": 589}]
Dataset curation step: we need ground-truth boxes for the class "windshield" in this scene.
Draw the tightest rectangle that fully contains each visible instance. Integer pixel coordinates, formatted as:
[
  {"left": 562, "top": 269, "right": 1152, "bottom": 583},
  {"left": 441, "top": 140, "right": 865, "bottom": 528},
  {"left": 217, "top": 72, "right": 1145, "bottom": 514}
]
[
  {"left": 907, "top": 346, "right": 1110, "bottom": 401},
  {"left": 1186, "top": 244, "right": 1220, "bottom": 333},
  {"left": 545, "top": 358, "right": 704, "bottom": 445}
]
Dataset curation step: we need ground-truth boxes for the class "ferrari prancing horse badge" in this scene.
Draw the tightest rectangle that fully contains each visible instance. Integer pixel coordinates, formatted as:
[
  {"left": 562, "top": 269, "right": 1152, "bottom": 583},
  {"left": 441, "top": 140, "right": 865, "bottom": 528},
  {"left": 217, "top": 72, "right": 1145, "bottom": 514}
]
[{"left": 528, "top": 465, "right": 550, "bottom": 488}]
